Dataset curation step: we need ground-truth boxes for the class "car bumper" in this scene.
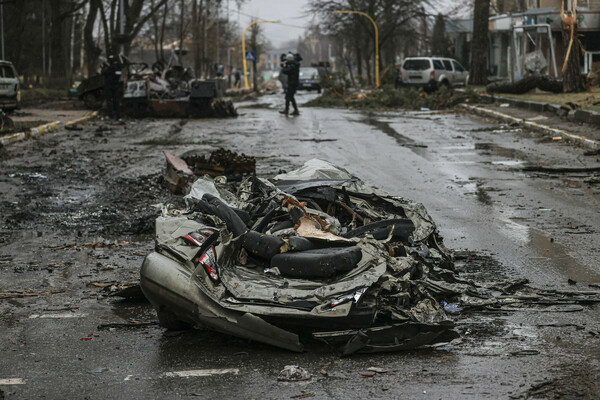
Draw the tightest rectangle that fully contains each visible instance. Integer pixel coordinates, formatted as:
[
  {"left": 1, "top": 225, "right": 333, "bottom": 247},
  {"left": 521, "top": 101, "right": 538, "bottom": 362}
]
[
  {"left": 298, "top": 82, "right": 321, "bottom": 91},
  {"left": 0, "top": 96, "right": 20, "bottom": 110},
  {"left": 398, "top": 79, "right": 438, "bottom": 92}
]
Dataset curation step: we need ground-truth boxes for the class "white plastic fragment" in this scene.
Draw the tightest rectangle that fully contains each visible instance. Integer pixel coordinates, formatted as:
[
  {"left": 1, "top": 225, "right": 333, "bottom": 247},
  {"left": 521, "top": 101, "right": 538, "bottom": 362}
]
[
  {"left": 185, "top": 178, "right": 231, "bottom": 206},
  {"left": 0, "top": 378, "right": 26, "bottom": 385},
  {"left": 164, "top": 369, "right": 239, "bottom": 378},
  {"left": 273, "top": 159, "right": 353, "bottom": 181},
  {"left": 277, "top": 365, "right": 311, "bottom": 382}
]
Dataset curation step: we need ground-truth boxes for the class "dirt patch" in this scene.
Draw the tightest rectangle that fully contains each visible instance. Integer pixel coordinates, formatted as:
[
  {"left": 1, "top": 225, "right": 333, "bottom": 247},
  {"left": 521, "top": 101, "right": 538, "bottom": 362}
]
[{"left": 524, "top": 364, "right": 600, "bottom": 399}]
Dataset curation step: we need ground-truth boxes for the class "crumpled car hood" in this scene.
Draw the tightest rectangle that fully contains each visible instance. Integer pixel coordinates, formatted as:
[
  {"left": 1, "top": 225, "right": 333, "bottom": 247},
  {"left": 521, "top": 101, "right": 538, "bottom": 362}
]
[{"left": 146, "top": 159, "right": 470, "bottom": 353}]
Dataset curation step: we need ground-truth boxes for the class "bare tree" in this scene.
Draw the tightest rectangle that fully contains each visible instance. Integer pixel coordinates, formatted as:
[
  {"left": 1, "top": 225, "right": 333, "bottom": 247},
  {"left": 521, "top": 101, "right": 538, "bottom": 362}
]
[
  {"left": 309, "top": 0, "right": 425, "bottom": 84},
  {"left": 97, "top": 0, "right": 168, "bottom": 56}
]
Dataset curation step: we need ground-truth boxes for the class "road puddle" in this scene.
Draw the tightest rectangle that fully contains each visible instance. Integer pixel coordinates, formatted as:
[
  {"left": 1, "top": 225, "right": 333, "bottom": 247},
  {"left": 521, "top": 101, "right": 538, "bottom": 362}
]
[
  {"left": 475, "top": 143, "right": 527, "bottom": 167},
  {"left": 503, "top": 218, "right": 600, "bottom": 283}
]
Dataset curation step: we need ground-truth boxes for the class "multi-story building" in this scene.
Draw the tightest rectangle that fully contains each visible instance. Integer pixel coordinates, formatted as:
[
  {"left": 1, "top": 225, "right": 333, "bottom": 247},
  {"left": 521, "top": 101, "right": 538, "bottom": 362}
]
[{"left": 449, "top": 0, "right": 600, "bottom": 80}]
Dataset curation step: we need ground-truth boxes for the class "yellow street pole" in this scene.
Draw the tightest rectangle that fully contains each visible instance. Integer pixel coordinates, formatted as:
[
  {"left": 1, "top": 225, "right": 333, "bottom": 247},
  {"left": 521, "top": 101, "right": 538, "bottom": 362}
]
[
  {"left": 242, "top": 20, "right": 281, "bottom": 90},
  {"left": 335, "top": 10, "right": 379, "bottom": 87}
]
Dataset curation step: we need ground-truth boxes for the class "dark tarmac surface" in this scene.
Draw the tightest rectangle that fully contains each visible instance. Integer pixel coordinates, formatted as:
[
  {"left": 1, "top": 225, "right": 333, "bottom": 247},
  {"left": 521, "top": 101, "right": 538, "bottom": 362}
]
[{"left": 1, "top": 92, "right": 600, "bottom": 399}]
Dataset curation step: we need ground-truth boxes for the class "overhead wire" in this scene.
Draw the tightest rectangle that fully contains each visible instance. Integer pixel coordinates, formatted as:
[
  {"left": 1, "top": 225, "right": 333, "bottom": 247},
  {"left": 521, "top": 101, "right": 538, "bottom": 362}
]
[{"left": 235, "top": 9, "right": 309, "bottom": 30}]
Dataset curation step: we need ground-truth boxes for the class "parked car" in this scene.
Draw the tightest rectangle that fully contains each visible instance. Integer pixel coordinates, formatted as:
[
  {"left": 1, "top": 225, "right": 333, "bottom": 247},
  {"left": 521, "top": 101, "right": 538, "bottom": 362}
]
[
  {"left": 0, "top": 61, "right": 20, "bottom": 112},
  {"left": 298, "top": 67, "right": 323, "bottom": 93},
  {"left": 399, "top": 57, "right": 469, "bottom": 92}
]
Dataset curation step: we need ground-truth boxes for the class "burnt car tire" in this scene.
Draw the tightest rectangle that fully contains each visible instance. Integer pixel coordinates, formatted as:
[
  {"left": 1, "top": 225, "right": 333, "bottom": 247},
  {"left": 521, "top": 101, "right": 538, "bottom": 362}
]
[
  {"left": 157, "top": 309, "right": 191, "bottom": 331},
  {"left": 271, "top": 246, "right": 362, "bottom": 279}
]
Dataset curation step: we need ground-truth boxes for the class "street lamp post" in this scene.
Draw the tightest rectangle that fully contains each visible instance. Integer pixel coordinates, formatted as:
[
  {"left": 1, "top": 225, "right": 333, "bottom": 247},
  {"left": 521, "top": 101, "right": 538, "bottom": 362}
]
[
  {"left": 335, "top": 10, "right": 379, "bottom": 87},
  {"left": 242, "top": 20, "right": 280, "bottom": 90}
]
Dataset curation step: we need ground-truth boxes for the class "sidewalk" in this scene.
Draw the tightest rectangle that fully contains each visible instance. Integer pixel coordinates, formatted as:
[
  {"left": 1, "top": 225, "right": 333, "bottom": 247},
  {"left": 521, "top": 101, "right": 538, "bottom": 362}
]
[
  {"left": 1, "top": 102, "right": 98, "bottom": 147},
  {"left": 462, "top": 96, "right": 600, "bottom": 150}
]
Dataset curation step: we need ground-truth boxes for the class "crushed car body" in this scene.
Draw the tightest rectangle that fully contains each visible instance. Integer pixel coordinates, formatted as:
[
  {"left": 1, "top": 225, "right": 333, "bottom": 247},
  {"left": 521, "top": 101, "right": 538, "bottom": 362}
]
[{"left": 141, "top": 159, "right": 472, "bottom": 354}]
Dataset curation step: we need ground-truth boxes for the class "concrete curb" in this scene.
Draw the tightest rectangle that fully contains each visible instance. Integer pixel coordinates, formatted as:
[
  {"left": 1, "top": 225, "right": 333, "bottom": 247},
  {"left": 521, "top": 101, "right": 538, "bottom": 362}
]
[
  {"left": 460, "top": 104, "right": 600, "bottom": 150},
  {"left": 484, "top": 94, "right": 600, "bottom": 127},
  {"left": 0, "top": 110, "right": 99, "bottom": 148}
]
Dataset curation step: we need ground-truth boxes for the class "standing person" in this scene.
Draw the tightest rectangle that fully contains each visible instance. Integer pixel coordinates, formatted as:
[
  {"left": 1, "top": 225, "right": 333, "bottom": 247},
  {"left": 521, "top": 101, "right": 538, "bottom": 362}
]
[
  {"left": 101, "top": 55, "right": 123, "bottom": 120},
  {"left": 234, "top": 69, "right": 241, "bottom": 88},
  {"left": 280, "top": 53, "right": 300, "bottom": 116}
]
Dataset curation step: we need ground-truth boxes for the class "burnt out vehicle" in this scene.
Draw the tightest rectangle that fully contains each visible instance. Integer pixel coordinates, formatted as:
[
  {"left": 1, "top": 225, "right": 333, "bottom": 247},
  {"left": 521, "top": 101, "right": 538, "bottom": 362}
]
[
  {"left": 122, "top": 64, "right": 235, "bottom": 118},
  {"left": 140, "top": 160, "right": 471, "bottom": 354}
]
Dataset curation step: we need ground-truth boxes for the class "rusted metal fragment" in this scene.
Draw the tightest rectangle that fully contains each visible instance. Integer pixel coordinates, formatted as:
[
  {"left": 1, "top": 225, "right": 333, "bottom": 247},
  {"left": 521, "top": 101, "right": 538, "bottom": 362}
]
[
  {"left": 162, "top": 151, "right": 194, "bottom": 194},
  {"left": 164, "top": 151, "right": 194, "bottom": 176},
  {"left": 183, "top": 148, "right": 255, "bottom": 177}
]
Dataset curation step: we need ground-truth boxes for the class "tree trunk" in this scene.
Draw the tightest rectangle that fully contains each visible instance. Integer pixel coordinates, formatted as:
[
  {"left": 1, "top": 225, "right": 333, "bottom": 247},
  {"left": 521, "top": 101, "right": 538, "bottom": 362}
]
[
  {"left": 561, "top": 19, "right": 584, "bottom": 92},
  {"left": 160, "top": 2, "right": 168, "bottom": 61},
  {"left": 486, "top": 74, "right": 562, "bottom": 94},
  {"left": 49, "top": 0, "right": 70, "bottom": 88},
  {"left": 84, "top": 0, "right": 102, "bottom": 77},
  {"left": 469, "top": 0, "right": 490, "bottom": 85},
  {"left": 192, "top": 0, "right": 202, "bottom": 75}
]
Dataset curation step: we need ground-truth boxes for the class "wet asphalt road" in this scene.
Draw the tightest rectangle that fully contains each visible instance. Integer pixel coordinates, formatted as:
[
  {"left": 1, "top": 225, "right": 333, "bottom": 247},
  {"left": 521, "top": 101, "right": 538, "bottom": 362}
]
[{"left": 1, "top": 91, "right": 600, "bottom": 399}]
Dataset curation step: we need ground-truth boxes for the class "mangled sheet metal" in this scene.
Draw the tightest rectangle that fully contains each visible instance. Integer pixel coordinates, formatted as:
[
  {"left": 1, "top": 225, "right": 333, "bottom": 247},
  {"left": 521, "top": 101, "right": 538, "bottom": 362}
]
[{"left": 141, "top": 159, "right": 481, "bottom": 354}]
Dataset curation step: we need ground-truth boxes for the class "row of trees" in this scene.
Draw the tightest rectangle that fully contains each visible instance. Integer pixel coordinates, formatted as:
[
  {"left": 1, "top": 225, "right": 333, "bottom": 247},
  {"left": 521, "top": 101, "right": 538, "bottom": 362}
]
[
  {"left": 2, "top": 0, "right": 247, "bottom": 87},
  {"left": 308, "top": 0, "right": 431, "bottom": 85}
]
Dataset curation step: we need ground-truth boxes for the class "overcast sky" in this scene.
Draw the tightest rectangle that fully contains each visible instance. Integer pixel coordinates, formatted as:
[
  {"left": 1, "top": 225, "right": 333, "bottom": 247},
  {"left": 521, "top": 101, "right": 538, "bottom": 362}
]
[
  {"left": 234, "top": 0, "right": 313, "bottom": 49},
  {"left": 232, "top": 0, "right": 462, "bottom": 49}
]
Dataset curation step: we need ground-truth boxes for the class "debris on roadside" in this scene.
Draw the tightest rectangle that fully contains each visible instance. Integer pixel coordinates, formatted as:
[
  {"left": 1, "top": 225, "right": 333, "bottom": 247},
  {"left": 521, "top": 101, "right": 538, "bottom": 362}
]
[
  {"left": 584, "top": 175, "right": 600, "bottom": 185},
  {"left": 182, "top": 148, "right": 256, "bottom": 178},
  {"left": 366, "top": 367, "right": 389, "bottom": 374},
  {"left": 45, "top": 241, "right": 129, "bottom": 250},
  {"left": 98, "top": 319, "right": 158, "bottom": 330},
  {"left": 305, "top": 86, "right": 486, "bottom": 111},
  {"left": 278, "top": 366, "right": 311, "bottom": 382},
  {"left": 162, "top": 151, "right": 195, "bottom": 194},
  {"left": 486, "top": 74, "right": 562, "bottom": 94},
  {"left": 87, "top": 281, "right": 144, "bottom": 298},
  {"left": 0, "top": 289, "right": 65, "bottom": 300},
  {"left": 290, "top": 393, "right": 316, "bottom": 399},
  {"left": 160, "top": 148, "right": 256, "bottom": 194}
]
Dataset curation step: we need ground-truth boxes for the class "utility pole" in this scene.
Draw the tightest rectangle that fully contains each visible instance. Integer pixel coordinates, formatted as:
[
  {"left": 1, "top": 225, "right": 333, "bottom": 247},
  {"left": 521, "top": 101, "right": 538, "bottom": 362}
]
[{"left": 242, "top": 20, "right": 280, "bottom": 90}]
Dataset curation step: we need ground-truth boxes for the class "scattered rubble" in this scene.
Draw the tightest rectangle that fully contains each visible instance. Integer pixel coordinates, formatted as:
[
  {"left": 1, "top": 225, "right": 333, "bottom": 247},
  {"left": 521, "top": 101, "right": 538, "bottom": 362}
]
[
  {"left": 0, "top": 289, "right": 65, "bottom": 300},
  {"left": 161, "top": 148, "right": 256, "bottom": 194},
  {"left": 305, "top": 86, "right": 486, "bottom": 110}
]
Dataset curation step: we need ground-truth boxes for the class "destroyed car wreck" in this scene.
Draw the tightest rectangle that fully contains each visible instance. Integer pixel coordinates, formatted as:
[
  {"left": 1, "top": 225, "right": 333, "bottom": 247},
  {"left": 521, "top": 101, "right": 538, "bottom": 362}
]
[{"left": 141, "top": 159, "right": 488, "bottom": 355}]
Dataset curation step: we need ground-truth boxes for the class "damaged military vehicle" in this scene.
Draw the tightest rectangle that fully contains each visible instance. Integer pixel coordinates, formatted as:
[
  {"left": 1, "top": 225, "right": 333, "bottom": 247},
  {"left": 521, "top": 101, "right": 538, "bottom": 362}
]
[{"left": 140, "top": 160, "right": 466, "bottom": 354}]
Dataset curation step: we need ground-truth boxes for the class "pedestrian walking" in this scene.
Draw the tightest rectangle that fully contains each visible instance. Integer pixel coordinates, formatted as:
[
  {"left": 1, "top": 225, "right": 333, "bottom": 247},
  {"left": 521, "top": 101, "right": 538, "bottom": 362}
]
[
  {"left": 280, "top": 53, "right": 300, "bottom": 116},
  {"left": 101, "top": 55, "right": 123, "bottom": 120}
]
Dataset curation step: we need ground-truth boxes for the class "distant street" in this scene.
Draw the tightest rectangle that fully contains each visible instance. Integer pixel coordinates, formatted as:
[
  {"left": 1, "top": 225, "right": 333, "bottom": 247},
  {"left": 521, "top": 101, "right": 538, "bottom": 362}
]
[{"left": 1, "top": 91, "right": 599, "bottom": 399}]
